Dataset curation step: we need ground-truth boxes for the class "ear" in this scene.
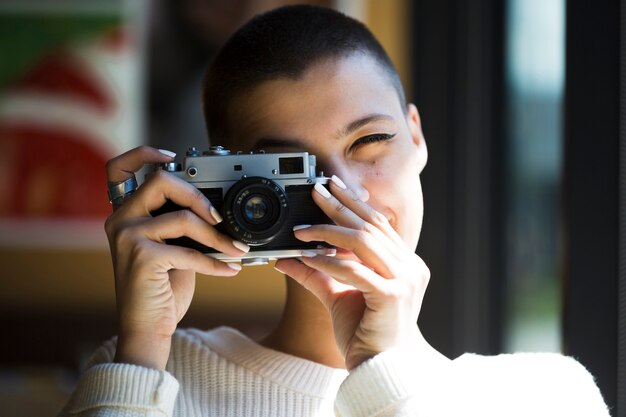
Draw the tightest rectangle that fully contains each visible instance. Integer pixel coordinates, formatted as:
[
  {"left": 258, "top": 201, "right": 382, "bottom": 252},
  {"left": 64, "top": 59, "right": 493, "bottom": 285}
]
[{"left": 406, "top": 103, "right": 428, "bottom": 172}]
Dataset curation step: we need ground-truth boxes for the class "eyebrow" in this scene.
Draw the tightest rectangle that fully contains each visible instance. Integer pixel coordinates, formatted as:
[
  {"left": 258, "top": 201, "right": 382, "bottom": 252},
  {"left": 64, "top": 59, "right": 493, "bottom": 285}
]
[{"left": 250, "top": 113, "right": 396, "bottom": 150}]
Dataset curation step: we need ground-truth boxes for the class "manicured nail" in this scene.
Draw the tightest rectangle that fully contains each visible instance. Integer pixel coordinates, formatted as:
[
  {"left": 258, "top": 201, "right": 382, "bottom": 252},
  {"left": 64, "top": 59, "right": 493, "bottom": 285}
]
[
  {"left": 232, "top": 240, "right": 250, "bottom": 253},
  {"left": 293, "top": 224, "right": 311, "bottom": 231},
  {"left": 274, "top": 265, "right": 286, "bottom": 274},
  {"left": 227, "top": 262, "right": 242, "bottom": 271},
  {"left": 158, "top": 149, "right": 176, "bottom": 158},
  {"left": 331, "top": 175, "right": 347, "bottom": 189},
  {"left": 210, "top": 206, "right": 223, "bottom": 223},
  {"left": 301, "top": 250, "right": 318, "bottom": 258},
  {"left": 314, "top": 183, "right": 331, "bottom": 199}
]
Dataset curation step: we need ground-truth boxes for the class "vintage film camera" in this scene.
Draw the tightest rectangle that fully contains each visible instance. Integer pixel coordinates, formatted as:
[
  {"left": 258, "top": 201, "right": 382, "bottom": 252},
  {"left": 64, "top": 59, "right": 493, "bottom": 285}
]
[{"left": 152, "top": 146, "right": 334, "bottom": 266}]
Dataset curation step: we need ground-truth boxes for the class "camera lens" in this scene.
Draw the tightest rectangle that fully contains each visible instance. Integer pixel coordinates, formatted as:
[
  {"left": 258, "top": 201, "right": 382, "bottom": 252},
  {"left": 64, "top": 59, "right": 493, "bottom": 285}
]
[
  {"left": 243, "top": 196, "right": 269, "bottom": 222},
  {"left": 223, "top": 177, "right": 289, "bottom": 245}
]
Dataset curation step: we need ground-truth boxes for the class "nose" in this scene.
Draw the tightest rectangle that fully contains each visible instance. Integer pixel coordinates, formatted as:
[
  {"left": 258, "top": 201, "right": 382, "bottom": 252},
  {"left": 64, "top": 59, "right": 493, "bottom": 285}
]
[{"left": 319, "top": 161, "right": 369, "bottom": 202}]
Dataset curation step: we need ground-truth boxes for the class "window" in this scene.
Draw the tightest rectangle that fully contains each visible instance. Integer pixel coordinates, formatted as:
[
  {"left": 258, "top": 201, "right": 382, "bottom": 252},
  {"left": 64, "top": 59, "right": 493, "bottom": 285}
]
[{"left": 503, "top": 0, "right": 565, "bottom": 352}]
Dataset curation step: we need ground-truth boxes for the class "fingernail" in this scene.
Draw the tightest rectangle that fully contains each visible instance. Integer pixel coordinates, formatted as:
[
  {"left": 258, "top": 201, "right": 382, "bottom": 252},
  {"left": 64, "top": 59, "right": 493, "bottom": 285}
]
[
  {"left": 232, "top": 240, "right": 250, "bottom": 253},
  {"left": 210, "top": 206, "right": 223, "bottom": 223},
  {"left": 331, "top": 175, "right": 347, "bottom": 189},
  {"left": 227, "top": 262, "right": 242, "bottom": 271},
  {"left": 314, "top": 183, "right": 331, "bottom": 199},
  {"left": 301, "top": 250, "right": 318, "bottom": 258},
  {"left": 158, "top": 149, "right": 176, "bottom": 158},
  {"left": 274, "top": 265, "right": 286, "bottom": 274},
  {"left": 293, "top": 224, "right": 311, "bottom": 231}
]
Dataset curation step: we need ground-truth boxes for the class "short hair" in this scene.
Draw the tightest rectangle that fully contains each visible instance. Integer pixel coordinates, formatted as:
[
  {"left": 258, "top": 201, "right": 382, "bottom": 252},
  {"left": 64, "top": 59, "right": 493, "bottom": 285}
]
[{"left": 202, "top": 4, "right": 406, "bottom": 143}]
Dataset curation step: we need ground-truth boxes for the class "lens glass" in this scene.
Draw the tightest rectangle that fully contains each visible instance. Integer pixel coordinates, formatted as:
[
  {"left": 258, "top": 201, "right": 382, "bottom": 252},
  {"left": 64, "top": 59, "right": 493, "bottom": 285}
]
[{"left": 243, "top": 195, "right": 269, "bottom": 223}]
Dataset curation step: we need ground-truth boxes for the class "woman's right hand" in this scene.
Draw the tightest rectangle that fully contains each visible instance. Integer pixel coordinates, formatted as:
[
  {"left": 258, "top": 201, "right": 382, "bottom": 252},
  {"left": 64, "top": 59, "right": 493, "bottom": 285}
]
[{"left": 104, "top": 146, "right": 249, "bottom": 370}]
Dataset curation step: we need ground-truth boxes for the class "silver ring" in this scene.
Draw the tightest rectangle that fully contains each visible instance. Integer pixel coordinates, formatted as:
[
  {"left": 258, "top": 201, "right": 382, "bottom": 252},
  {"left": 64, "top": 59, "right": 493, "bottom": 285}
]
[{"left": 108, "top": 175, "right": 138, "bottom": 206}]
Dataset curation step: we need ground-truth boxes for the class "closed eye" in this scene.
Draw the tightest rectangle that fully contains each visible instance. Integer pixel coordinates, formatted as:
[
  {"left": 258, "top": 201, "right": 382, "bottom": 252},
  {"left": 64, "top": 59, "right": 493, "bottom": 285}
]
[{"left": 349, "top": 133, "right": 396, "bottom": 152}]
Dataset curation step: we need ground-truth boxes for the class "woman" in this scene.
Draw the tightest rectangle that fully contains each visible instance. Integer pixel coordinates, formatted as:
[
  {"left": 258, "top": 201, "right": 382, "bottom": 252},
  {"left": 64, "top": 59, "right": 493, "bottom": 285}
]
[{"left": 61, "top": 5, "right": 608, "bottom": 417}]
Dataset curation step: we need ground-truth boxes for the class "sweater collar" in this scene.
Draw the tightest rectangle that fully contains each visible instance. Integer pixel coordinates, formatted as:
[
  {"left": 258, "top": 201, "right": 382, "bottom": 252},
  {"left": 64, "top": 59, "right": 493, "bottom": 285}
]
[{"left": 195, "top": 326, "right": 349, "bottom": 400}]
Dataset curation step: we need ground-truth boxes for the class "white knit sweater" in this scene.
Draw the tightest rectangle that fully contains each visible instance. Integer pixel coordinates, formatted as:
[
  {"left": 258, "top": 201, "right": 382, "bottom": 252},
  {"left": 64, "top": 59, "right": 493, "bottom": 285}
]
[{"left": 59, "top": 326, "right": 610, "bottom": 417}]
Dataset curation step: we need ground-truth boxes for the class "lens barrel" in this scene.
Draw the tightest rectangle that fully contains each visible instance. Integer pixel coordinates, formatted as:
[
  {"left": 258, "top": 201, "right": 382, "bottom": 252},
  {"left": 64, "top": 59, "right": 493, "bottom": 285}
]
[{"left": 222, "top": 177, "right": 289, "bottom": 245}]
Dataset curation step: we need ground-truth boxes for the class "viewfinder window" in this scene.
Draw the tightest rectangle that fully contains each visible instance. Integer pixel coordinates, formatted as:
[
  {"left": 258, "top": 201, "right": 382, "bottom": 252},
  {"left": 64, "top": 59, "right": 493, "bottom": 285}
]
[{"left": 279, "top": 157, "right": 304, "bottom": 174}]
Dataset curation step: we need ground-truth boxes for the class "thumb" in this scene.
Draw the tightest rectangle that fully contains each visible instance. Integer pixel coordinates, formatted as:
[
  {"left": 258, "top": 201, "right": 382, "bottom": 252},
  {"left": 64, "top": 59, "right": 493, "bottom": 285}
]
[{"left": 275, "top": 258, "right": 343, "bottom": 310}]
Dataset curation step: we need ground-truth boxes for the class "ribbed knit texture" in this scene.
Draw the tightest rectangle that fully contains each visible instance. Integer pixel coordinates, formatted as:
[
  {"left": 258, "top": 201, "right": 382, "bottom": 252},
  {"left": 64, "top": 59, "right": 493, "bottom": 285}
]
[
  {"left": 60, "top": 327, "right": 348, "bottom": 417},
  {"left": 335, "top": 346, "right": 451, "bottom": 417},
  {"left": 169, "top": 328, "right": 347, "bottom": 417},
  {"left": 61, "top": 363, "right": 179, "bottom": 417},
  {"left": 59, "top": 327, "right": 610, "bottom": 417}
]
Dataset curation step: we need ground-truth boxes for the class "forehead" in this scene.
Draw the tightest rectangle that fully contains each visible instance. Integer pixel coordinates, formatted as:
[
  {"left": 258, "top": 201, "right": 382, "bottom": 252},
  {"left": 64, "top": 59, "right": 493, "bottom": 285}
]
[{"left": 226, "top": 54, "right": 404, "bottom": 149}]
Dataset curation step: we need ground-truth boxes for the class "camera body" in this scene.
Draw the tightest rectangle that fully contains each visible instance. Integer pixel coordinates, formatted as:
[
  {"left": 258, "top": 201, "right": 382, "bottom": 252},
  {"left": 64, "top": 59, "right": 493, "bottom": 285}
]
[{"left": 152, "top": 146, "right": 334, "bottom": 266}]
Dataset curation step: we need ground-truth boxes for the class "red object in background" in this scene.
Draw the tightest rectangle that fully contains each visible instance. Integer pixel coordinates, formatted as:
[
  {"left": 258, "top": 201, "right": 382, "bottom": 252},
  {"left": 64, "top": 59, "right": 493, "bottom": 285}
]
[
  {"left": 0, "top": 26, "right": 134, "bottom": 220},
  {"left": 0, "top": 124, "right": 110, "bottom": 218},
  {"left": 15, "top": 52, "right": 114, "bottom": 115}
]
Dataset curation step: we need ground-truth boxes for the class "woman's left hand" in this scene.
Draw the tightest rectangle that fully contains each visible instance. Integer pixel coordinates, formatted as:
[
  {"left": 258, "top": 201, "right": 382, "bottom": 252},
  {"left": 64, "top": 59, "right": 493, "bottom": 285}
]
[{"left": 274, "top": 176, "right": 432, "bottom": 370}]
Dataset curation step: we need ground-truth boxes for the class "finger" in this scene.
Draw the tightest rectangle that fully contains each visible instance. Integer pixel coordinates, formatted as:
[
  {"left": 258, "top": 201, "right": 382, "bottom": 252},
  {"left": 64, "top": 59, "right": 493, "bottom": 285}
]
[
  {"left": 274, "top": 258, "right": 353, "bottom": 309},
  {"left": 147, "top": 240, "right": 242, "bottom": 276},
  {"left": 298, "top": 254, "right": 386, "bottom": 295},
  {"left": 333, "top": 247, "right": 361, "bottom": 262},
  {"left": 107, "top": 146, "right": 176, "bottom": 182},
  {"left": 168, "top": 270, "right": 196, "bottom": 305},
  {"left": 294, "top": 224, "right": 396, "bottom": 278},
  {"left": 123, "top": 170, "right": 221, "bottom": 225},
  {"left": 327, "top": 176, "right": 410, "bottom": 251},
  {"left": 135, "top": 210, "right": 249, "bottom": 257},
  {"left": 311, "top": 181, "right": 365, "bottom": 230},
  {"left": 311, "top": 181, "right": 405, "bottom": 258}
]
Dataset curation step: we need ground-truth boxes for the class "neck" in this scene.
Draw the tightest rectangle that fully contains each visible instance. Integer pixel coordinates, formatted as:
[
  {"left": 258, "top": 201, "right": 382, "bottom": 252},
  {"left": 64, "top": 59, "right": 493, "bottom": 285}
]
[{"left": 259, "top": 277, "right": 346, "bottom": 369}]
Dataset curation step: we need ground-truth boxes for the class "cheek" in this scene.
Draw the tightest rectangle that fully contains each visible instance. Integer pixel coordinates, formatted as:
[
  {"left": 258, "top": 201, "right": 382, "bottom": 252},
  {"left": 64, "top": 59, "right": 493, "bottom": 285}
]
[
  {"left": 362, "top": 148, "right": 417, "bottom": 192},
  {"left": 396, "top": 181, "right": 424, "bottom": 242},
  {"left": 358, "top": 159, "right": 390, "bottom": 189},
  {"left": 361, "top": 154, "right": 424, "bottom": 246}
]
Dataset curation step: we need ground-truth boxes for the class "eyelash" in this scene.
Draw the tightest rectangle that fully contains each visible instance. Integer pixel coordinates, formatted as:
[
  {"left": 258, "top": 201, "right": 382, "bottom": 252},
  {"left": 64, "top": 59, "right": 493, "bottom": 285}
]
[{"left": 350, "top": 133, "right": 396, "bottom": 151}]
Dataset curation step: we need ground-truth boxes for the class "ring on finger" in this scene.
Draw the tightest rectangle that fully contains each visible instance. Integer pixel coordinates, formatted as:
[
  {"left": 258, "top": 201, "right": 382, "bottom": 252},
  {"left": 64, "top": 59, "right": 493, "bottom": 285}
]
[{"left": 108, "top": 175, "right": 138, "bottom": 208}]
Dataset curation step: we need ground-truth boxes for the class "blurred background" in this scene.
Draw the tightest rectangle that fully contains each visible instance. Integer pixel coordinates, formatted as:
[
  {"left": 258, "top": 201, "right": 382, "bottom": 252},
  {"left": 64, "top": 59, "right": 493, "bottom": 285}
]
[{"left": 0, "top": 0, "right": 621, "bottom": 416}]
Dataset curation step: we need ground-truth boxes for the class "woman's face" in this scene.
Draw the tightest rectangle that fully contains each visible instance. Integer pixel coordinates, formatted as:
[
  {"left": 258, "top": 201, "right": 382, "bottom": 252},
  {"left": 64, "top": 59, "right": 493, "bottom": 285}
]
[{"left": 224, "top": 54, "right": 428, "bottom": 249}]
